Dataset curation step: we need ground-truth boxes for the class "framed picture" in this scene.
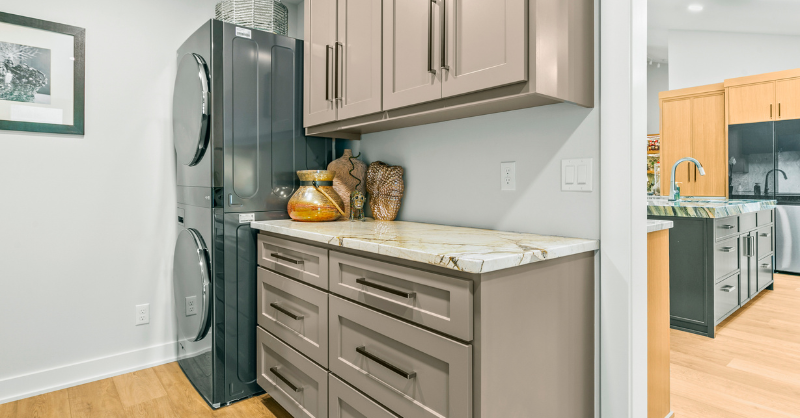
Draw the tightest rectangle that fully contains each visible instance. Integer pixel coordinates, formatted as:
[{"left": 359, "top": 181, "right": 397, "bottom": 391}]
[{"left": 0, "top": 12, "right": 85, "bottom": 135}]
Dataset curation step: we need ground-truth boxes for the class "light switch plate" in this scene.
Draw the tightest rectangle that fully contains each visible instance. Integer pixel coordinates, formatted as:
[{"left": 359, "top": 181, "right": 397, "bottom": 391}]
[{"left": 562, "top": 159, "right": 593, "bottom": 191}]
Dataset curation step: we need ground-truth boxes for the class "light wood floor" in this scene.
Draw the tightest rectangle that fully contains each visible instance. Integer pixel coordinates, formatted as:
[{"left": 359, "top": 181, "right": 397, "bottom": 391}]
[
  {"left": 0, "top": 362, "right": 291, "bottom": 418},
  {"left": 671, "top": 273, "right": 800, "bottom": 418}
]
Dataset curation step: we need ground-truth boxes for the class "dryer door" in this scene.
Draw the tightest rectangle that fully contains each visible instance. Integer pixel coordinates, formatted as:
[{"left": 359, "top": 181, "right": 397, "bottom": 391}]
[
  {"left": 173, "top": 228, "right": 212, "bottom": 343},
  {"left": 173, "top": 53, "right": 211, "bottom": 167}
]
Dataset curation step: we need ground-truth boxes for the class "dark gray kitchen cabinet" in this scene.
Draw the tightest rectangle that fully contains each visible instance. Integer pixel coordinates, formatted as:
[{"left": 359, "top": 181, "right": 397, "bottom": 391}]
[{"left": 648, "top": 209, "right": 775, "bottom": 338}]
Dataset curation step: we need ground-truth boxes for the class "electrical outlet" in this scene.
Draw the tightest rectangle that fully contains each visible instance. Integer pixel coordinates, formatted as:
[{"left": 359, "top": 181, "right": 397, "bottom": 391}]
[
  {"left": 501, "top": 162, "right": 516, "bottom": 191},
  {"left": 185, "top": 296, "right": 197, "bottom": 316},
  {"left": 135, "top": 304, "right": 150, "bottom": 326}
]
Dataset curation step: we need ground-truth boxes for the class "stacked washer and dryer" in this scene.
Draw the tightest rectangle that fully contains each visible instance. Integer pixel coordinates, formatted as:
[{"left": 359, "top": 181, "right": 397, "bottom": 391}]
[{"left": 171, "top": 20, "right": 331, "bottom": 408}]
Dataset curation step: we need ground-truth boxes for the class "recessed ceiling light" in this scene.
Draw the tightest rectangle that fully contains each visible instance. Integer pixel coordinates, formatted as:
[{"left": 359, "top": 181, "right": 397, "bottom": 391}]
[{"left": 688, "top": 4, "right": 704, "bottom": 12}]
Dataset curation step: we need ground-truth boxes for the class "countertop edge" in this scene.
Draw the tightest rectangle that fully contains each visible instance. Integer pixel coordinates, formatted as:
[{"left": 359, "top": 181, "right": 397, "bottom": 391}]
[{"left": 647, "top": 220, "right": 674, "bottom": 233}]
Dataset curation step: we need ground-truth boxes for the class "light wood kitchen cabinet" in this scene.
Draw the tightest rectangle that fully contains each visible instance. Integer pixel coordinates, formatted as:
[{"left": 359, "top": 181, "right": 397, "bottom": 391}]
[
  {"left": 777, "top": 77, "right": 800, "bottom": 120},
  {"left": 727, "top": 82, "right": 775, "bottom": 125},
  {"left": 304, "top": 0, "right": 338, "bottom": 127},
  {"left": 441, "top": 0, "right": 527, "bottom": 98},
  {"left": 659, "top": 84, "right": 727, "bottom": 197}
]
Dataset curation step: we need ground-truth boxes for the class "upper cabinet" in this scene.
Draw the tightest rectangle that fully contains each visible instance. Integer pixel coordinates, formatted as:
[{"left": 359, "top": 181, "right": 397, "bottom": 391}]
[
  {"left": 725, "top": 68, "right": 800, "bottom": 125},
  {"left": 776, "top": 78, "right": 800, "bottom": 120},
  {"left": 304, "top": 0, "right": 594, "bottom": 139}
]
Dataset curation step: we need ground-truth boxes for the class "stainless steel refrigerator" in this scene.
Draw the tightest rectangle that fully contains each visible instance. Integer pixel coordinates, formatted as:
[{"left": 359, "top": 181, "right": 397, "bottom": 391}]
[
  {"left": 171, "top": 20, "right": 331, "bottom": 408},
  {"left": 729, "top": 119, "right": 800, "bottom": 273}
]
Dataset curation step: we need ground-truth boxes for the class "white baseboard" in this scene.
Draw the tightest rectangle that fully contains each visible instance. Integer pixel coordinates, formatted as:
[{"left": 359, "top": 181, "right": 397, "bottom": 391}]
[{"left": 0, "top": 341, "right": 178, "bottom": 405}]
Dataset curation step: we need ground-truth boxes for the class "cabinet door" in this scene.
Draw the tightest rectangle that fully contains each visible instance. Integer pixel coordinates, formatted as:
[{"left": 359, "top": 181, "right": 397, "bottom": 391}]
[
  {"left": 337, "top": 0, "right": 383, "bottom": 120},
  {"left": 304, "top": 0, "right": 338, "bottom": 127},
  {"left": 776, "top": 78, "right": 800, "bottom": 121},
  {"left": 441, "top": 0, "right": 527, "bottom": 98},
  {"left": 383, "top": 0, "right": 442, "bottom": 110},
  {"left": 661, "top": 98, "right": 694, "bottom": 196},
  {"left": 749, "top": 234, "right": 759, "bottom": 299},
  {"left": 728, "top": 82, "right": 775, "bottom": 125},
  {"left": 691, "top": 93, "right": 727, "bottom": 197},
  {"left": 739, "top": 234, "right": 749, "bottom": 304}
]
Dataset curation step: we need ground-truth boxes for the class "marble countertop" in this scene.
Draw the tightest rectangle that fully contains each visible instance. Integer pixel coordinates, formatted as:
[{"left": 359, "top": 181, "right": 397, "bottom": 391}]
[
  {"left": 250, "top": 219, "right": 599, "bottom": 274},
  {"left": 647, "top": 198, "right": 777, "bottom": 218},
  {"left": 647, "top": 220, "right": 674, "bottom": 233}
]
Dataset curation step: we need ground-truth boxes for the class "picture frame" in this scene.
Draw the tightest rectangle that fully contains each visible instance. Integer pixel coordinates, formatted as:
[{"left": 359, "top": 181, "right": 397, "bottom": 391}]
[{"left": 0, "top": 12, "right": 85, "bottom": 135}]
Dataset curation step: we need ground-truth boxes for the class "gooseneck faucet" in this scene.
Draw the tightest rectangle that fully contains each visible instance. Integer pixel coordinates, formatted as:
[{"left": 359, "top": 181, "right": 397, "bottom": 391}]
[
  {"left": 764, "top": 169, "right": 788, "bottom": 195},
  {"left": 669, "top": 157, "right": 706, "bottom": 201}
]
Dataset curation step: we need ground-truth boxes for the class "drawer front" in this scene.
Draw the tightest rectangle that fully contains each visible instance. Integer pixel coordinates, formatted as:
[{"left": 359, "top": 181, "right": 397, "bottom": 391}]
[
  {"left": 740, "top": 212, "right": 757, "bottom": 232},
  {"left": 758, "top": 256, "right": 774, "bottom": 291},
  {"left": 714, "top": 274, "right": 740, "bottom": 323},
  {"left": 713, "top": 236, "right": 740, "bottom": 280},
  {"left": 256, "top": 327, "right": 328, "bottom": 418},
  {"left": 757, "top": 227, "right": 774, "bottom": 259},
  {"left": 714, "top": 216, "right": 739, "bottom": 240},
  {"left": 757, "top": 210, "right": 773, "bottom": 227},
  {"left": 329, "top": 375, "right": 398, "bottom": 418},
  {"left": 258, "top": 234, "right": 329, "bottom": 289},
  {"left": 257, "top": 267, "right": 329, "bottom": 366},
  {"left": 330, "top": 251, "right": 473, "bottom": 341},
  {"left": 329, "top": 296, "right": 472, "bottom": 418}
]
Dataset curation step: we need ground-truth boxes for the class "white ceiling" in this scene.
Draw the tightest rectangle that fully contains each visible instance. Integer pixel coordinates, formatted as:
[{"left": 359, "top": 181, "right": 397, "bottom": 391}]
[{"left": 648, "top": 0, "right": 800, "bottom": 62}]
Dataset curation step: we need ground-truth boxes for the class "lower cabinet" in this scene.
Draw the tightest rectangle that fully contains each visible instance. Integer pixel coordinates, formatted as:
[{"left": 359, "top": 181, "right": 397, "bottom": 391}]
[{"left": 329, "top": 372, "right": 397, "bottom": 418}]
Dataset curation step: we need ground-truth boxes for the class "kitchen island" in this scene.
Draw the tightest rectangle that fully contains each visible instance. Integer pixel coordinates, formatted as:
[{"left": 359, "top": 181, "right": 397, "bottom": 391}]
[
  {"left": 250, "top": 219, "right": 598, "bottom": 418},
  {"left": 648, "top": 198, "right": 776, "bottom": 338}
]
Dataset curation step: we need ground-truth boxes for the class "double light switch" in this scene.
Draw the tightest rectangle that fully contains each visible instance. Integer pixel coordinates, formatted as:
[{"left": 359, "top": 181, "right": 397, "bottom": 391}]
[{"left": 562, "top": 159, "right": 593, "bottom": 192}]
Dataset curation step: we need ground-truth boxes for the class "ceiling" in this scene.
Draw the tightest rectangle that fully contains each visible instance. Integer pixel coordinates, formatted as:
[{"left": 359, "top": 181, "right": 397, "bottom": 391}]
[{"left": 649, "top": 0, "right": 800, "bottom": 62}]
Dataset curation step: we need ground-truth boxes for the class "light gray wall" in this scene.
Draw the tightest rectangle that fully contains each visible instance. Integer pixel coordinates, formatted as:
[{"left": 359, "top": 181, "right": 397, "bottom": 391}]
[
  {"left": 669, "top": 30, "right": 800, "bottom": 89},
  {"left": 0, "top": 0, "right": 219, "bottom": 403},
  {"left": 647, "top": 63, "right": 669, "bottom": 134}
]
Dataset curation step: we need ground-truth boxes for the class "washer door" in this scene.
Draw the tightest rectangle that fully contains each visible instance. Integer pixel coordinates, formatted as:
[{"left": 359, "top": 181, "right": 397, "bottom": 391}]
[
  {"left": 173, "top": 228, "right": 211, "bottom": 343},
  {"left": 173, "top": 53, "right": 210, "bottom": 167}
]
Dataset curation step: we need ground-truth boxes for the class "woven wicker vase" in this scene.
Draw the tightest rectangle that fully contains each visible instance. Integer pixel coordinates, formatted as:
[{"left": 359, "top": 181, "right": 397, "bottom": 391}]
[
  {"left": 327, "top": 149, "right": 367, "bottom": 218},
  {"left": 287, "top": 170, "right": 345, "bottom": 222},
  {"left": 366, "top": 162, "right": 404, "bottom": 221}
]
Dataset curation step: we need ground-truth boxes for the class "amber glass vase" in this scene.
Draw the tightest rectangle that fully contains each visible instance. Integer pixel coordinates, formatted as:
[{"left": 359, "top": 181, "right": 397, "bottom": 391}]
[{"left": 287, "top": 170, "right": 345, "bottom": 222}]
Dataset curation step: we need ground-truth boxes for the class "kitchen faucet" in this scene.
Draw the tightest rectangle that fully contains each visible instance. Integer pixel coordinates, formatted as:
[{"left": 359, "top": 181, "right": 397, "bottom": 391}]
[
  {"left": 764, "top": 169, "right": 788, "bottom": 195},
  {"left": 670, "top": 157, "right": 706, "bottom": 201}
]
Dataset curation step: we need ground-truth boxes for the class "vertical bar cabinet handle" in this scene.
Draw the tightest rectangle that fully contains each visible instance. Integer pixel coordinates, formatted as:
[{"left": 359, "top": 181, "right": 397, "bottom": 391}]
[
  {"left": 428, "top": 0, "right": 436, "bottom": 74},
  {"left": 326, "top": 45, "right": 334, "bottom": 102},
  {"left": 335, "top": 42, "right": 343, "bottom": 101},
  {"left": 440, "top": 0, "right": 449, "bottom": 71}
]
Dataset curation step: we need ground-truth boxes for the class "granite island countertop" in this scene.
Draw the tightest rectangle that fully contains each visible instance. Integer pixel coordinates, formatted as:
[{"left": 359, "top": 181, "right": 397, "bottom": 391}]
[
  {"left": 250, "top": 219, "right": 599, "bottom": 274},
  {"left": 647, "top": 198, "right": 777, "bottom": 218}
]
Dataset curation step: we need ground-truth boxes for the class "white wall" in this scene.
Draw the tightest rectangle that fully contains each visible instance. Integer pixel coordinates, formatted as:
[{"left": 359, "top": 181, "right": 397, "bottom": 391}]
[
  {"left": 647, "top": 63, "right": 668, "bottom": 134},
  {"left": 0, "top": 0, "right": 219, "bottom": 403},
  {"left": 669, "top": 30, "right": 800, "bottom": 90}
]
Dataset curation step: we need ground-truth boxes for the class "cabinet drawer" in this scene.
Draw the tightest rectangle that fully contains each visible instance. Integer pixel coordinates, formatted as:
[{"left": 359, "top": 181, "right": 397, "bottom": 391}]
[
  {"left": 714, "top": 217, "right": 739, "bottom": 240},
  {"left": 757, "top": 210, "right": 773, "bottom": 226},
  {"left": 757, "top": 227, "right": 773, "bottom": 259},
  {"left": 714, "top": 274, "right": 740, "bottom": 323},
  {"left": 330, "top": 251, "right": 473, "bottom": 341},
  {"left": 740, "top": 212, "right": 757, "bottom": 232},
  {"left": 258, "top": 234, "right": 329, "bottom": 289},
  {"left": 256, "top": 327, "right": 328, "bottom": 418},
  {"left": 714, "top": 237, "right": 740, "bottom": 280},
  {"left": 329, "top": 375, "right": 399, "bottom": 418},
  {"left": 329, "top": 296, "right": 472, "bottom": 418},
  {"left": 758, "top": 256, "right": 774, "bottom": 291},
  {"left": 257, "top": 267, "right": 329, "bottom": 366}
]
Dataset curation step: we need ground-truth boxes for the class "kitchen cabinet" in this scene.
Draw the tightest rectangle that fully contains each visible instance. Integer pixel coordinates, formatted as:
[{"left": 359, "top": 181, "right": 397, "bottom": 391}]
[
  {"left": 303, "top": 0, "right": 383, "bottom": 127},
  {"left": 305, "top": 0, "right": 594, "bottom": 139},
  {"left": 727, "top": 82, "right": 775, "bottom": 125},
  {"left": 647, "top": 226, "right": 671, "bottom": 418},
  {"left": 776, "top": 78, "right": 800, "bottom": 120},
  {"left": 659, "top": 84, "right": 727, "bottom": 197}
]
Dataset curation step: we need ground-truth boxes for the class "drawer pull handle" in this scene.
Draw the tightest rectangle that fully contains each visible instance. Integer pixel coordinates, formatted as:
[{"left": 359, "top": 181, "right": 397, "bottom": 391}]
[
  {"left": 761, "top": 263, "right": 771, "bottom": 268},
  {"left": 269, "top": 367, "right": 303, "bottom": 392},
  {"left": 269, "top": 302, "right": 304, "bottom": 320},
  {"left": 760, "top": 233, "right": 771, "bottom": 237},
  {"left": 720, "top": 247, "right": 736, "bottom": 253},
  {"left": 356, "top": 346, "right": 417, "bottom": 379},
  {"left": 720, "top": 285, "right": 736, "bottom": 293},
  {"left": 719, "top": 225, "right": 736, "bottom": 230},
  {"left": 271, "top": 253, "right": 304, "bottom": 265},
  {"left": 356, "top": 278, "right": 416, "bottom": 298}
]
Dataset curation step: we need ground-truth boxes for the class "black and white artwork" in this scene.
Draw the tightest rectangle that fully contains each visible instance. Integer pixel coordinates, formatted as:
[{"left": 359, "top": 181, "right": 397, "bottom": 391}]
[{"left": 0, "top": 41, "right": 51, "bottom": 104}]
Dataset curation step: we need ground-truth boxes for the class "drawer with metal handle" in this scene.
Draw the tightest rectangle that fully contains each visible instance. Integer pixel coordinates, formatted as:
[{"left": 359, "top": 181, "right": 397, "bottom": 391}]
[
  {"left": 258, "top": 234, "right": 329, "bottom": 289},
  {"left": 257, "top": 267, "right": 329, "bottom": 366},
  {"left": 329, "top": 295, "right": 472, "bottom": 418},
  {"left": 329, "top": 374, "right": 399, "bottom": 418},
  {"left": 329, "top": 251, "right": 473, "bottom": 341},
  {"left": 714, "top": 274, "right": 740, "bottom": 324},
  {"left": 758, "top": 256, "right": 774, "bottom": 291},
  {"left": 256, "top": 327, "right": 328, "bottom": 418},
  {"left": 714, "top": 216, "right": 739, "bottom": 240},
  {"left": 757, "top": 227, "right": 773, "bottom": 259},
  {"left": 713, "top": 236, "right": 740, "bottom": 280}
]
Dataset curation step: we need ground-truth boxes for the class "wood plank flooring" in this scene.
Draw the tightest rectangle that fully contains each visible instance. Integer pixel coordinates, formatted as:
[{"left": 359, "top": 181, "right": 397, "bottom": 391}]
[
  {"left": 671, "top": 273, "right": 800, "bottom": 418},
  {"left": 0, "top": 362, "right": 290, "bottom": 418}
]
